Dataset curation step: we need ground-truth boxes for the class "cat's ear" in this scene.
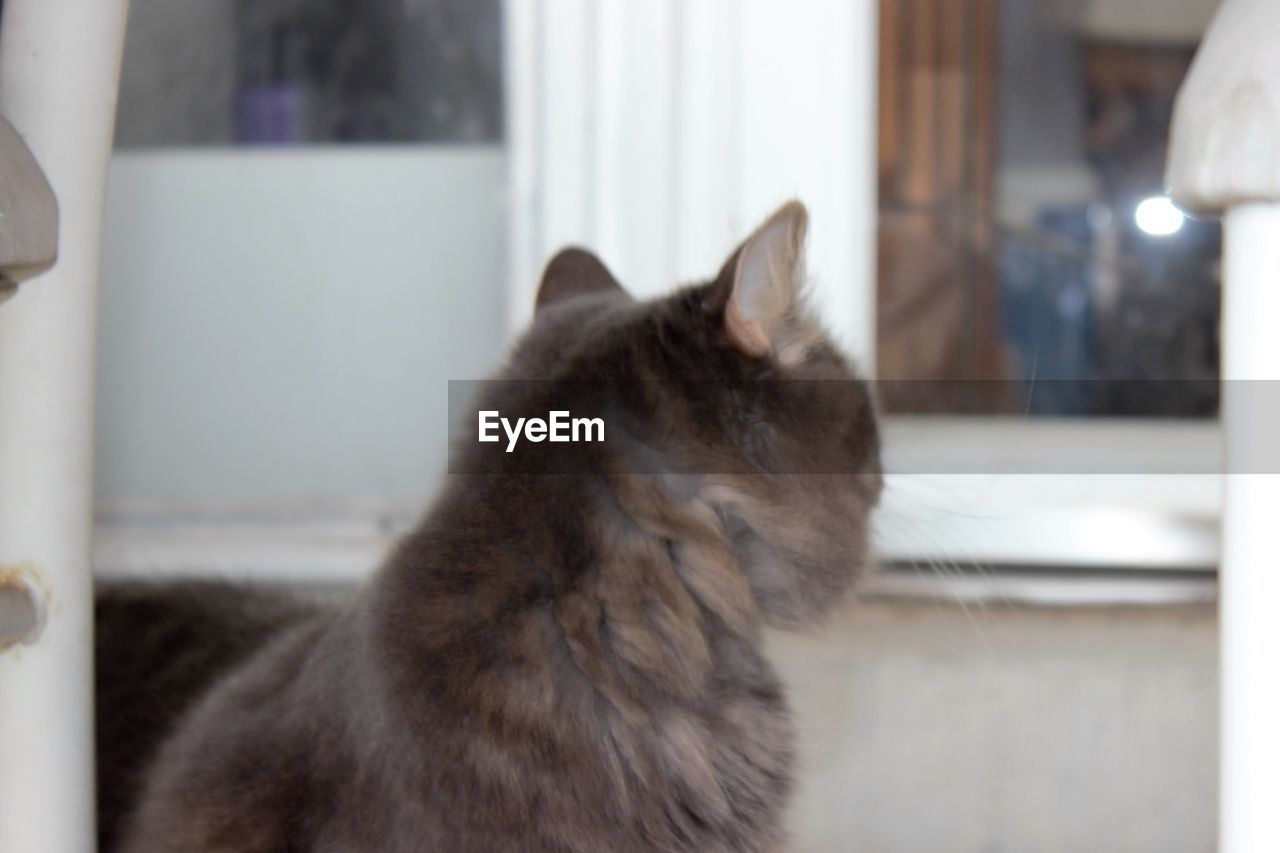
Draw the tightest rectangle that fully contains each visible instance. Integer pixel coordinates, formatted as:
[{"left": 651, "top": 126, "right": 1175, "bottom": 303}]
[
  {"left": 535, "top": 247, "right": 627, "bottom": 312},
  {"left": 717, "top": 201, "right": 809, "bottom": 358}
]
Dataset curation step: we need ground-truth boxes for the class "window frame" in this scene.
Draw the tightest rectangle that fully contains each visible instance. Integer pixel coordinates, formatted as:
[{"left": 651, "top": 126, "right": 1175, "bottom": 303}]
[{"left": 506, "top": 0, "right": 1222, "bottom": 578}]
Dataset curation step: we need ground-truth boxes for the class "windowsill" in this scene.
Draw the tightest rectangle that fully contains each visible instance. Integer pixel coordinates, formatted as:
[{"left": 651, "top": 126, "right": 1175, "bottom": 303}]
[
  {"left": 90, "top": 509, "right": 1217, "bottom": 610},
  {"left": 862, "top": 565, "right": 1216, "bottom": 608},
  {"left": 877, "top": 416, "right": 1222, "bottom": 572},
  {"left": 92, "top": 417, "right": 1224, "bottom": 598},
  {"left": 90, "top": 514, "right": 1218, "bottom": 608}
]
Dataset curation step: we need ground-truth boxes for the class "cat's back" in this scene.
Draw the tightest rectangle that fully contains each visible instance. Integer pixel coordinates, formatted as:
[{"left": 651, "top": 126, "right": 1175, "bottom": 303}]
[{"left": 95, "top": 580, "right": 328, "bottom": 852}]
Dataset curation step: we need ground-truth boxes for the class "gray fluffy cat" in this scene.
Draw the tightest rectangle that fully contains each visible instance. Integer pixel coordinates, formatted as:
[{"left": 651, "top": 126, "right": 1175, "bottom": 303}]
[{"left": 96, "top": 201, "right": 882, "bottom": 852}]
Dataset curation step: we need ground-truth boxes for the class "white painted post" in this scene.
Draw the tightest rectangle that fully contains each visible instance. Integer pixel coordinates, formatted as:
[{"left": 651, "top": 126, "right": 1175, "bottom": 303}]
[
  {"left": 1167, "top": 1, "right": 1280, "bottom": 850},
  {"left": 1218, "top": 205, "right": 1280, "bottom": 853},
  {"left": 0, "top": 0, "right": 131, "bottom": 850}
]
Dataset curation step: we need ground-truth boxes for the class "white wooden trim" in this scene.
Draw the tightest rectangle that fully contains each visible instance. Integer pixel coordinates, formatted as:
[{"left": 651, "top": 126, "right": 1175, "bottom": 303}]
[
  {"left": 504, "top": 0, "right": 880, "bottom": 369},
  {"left": 91, "top": 513, "right": 1217, "bottom": 609}
]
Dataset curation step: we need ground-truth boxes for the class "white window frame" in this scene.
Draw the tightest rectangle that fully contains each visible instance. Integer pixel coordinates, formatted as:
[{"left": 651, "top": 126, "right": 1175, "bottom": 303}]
[
  {"left": 85, "top": 2, "right": 1224, "bottom": 588},
  {"left": 504, "top": 0, "right": 1223, "bottom": 575}
]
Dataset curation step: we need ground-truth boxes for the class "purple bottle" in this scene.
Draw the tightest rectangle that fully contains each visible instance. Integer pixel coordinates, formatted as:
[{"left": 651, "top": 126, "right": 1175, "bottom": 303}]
[{"left": 235, "top": 24, "right": 309, "bottom": 145}]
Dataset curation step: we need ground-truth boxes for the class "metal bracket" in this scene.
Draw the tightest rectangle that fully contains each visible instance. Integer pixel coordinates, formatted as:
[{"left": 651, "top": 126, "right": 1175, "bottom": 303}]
[
  {"left": 0, "top": 114, "right": 58, "bottom": 302},
  {"left": 0, "top": 580, "right": 39, "bottom": 650}
]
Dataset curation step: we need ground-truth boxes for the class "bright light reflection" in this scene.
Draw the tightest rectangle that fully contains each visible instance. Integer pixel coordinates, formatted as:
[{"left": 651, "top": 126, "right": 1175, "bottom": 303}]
[{"left": 1134, "top": 195, "right": 1185, "bottom": 237}]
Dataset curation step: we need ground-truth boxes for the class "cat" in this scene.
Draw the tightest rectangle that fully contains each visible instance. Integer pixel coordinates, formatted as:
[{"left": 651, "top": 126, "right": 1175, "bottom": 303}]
[{"left": 96, "top": 200, "right": 882, "bottom": 853}]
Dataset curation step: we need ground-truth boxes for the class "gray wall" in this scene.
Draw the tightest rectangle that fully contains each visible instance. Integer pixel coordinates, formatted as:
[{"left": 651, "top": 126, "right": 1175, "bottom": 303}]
[
  {"left": 774, "top": 601, "right": 1217, "bottom": 853},
  {"left": 96, "top": 148, "right": 508, "bottom": 510}
]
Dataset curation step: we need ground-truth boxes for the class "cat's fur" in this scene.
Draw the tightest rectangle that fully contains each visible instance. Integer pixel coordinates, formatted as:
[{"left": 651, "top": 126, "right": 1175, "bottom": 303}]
[{"left": 96, "top": 202, "right": 882, "bottom": 852}]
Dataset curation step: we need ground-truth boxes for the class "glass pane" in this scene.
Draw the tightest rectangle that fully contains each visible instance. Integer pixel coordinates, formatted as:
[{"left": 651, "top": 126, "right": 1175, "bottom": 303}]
[
  {"left": 113, "top": 0, "right": 503, "bottom": 147},
  {"left": 876, "top": 0, "right": 1221, "bottom": 417}
]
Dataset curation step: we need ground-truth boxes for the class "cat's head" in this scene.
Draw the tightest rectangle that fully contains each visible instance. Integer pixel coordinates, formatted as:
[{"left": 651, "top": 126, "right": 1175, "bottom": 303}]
[{"left": 507, "top": 201, "right": 881, "bottom": 627}]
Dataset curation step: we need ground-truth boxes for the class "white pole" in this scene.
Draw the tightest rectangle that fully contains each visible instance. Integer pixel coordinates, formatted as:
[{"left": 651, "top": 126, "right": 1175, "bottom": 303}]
[
  {"left": 1219, "top": 204, "right": 1280, "bottom": 853},
  {"left": 0, "top": 0, "right": 130, "bottom": 850},
  {"left": 1167, "top": 1, "right": 1280, "bottom": 850}
]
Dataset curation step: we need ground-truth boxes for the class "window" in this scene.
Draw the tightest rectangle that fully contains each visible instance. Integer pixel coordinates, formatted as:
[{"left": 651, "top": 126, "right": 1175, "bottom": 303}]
[
  {"left": 97, "top": 0, "right": 1226, "bottom": 583},
  {"left": 876, "top": 0, "right": 1220, "bottom": 417},
  {"left": 868, "top": 0, "right": 1224, "bottom": 576},
  {"left": 113, "top": 0, "right": 502, "bottom": 147},
  {"left": 95, "top": 1, "right": 510, "bottom": 581},
  {"left": 507, "top": 1, "right": 1224, "bottom": 578}
]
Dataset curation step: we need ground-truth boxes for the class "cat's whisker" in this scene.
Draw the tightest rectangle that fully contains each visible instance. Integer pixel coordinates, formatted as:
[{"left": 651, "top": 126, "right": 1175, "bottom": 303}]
[
  {"left": 877, "top": 492, "right": 1018, "bottom": 614},
  {"left": 923, "top": 554, "right": 1000, "bottom": 661},
  {"left": 876, "top": 509, "right": 1002, "bottom": 657},
  {"left": 874, "top": 515, "right": 975, "bottom": 621},
  {"left": 882, "top": 510, "right": 1017, "bottom": 657}
]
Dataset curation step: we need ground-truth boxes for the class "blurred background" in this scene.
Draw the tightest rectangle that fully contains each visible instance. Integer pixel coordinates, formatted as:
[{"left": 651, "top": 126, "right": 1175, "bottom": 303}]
[{"left": 89, "top": 1, "right": 1222, "bottom": 851}]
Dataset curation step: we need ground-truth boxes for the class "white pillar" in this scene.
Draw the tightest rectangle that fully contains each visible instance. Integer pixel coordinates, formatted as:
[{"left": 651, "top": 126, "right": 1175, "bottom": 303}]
[
  {"left": 0, "top": 1, "right": 130, "bottom": 850},
  {"left": 1167, "top": 1, "right": 1280, "bottom": 851},
  {"left": 1218, "top": 204, "right": 1280, "bottom": 853}
]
